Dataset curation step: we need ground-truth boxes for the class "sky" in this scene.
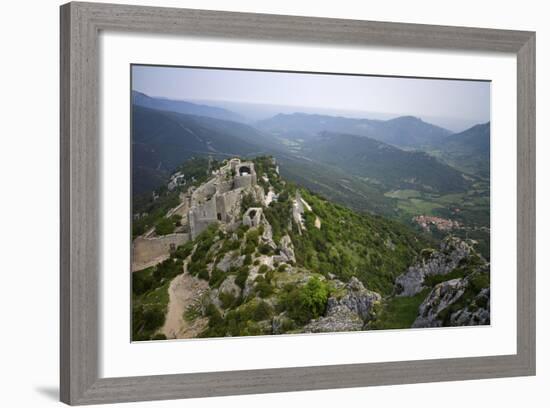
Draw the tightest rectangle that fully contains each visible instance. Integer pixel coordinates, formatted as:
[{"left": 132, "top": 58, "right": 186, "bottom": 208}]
[{"left": 132, "top": 65, "right": 491, "bottom": 129}]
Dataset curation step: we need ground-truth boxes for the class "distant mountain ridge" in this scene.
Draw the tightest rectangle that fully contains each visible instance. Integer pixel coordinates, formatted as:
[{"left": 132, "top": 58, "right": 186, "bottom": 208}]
[
  {"left": 131, "top": 103, "right": 480, "bottom": 215},
  {"left": 301, "top": 132, "right": 471, "bottom": 193},
  {"left": 132, "top": 90, "right": 245, "bottom": 123},
  {"left": 257, "top": 112, "right": 452, "bottom": 149},
  {"left": 440, "top": 122, "right": 490, "bottom": 154},
  {"left": 132, "top": 105, "right": 273, "bottom": 194},
  {"left": 429, "top": 122, "right": 490, "bottom": 177}
]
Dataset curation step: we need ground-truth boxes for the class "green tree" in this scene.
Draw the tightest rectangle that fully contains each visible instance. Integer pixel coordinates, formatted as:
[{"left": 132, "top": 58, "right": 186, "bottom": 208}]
[
  {"left": 279, "top": 277, "right": 330, "bottom": 324},
  {"left": 155, "top": 217, "right": 175, "bottom": 235}
]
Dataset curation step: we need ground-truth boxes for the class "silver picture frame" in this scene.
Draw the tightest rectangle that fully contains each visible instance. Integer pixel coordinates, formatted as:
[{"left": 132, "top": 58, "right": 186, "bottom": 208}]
[{"left": 60, "top": 2, "right": 536, "bottom": 405}]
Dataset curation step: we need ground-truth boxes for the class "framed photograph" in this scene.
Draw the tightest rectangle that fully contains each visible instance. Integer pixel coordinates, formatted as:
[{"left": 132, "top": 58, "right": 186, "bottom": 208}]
[{"left": 60, "top": 2, "right": 535, "bottom": 405}]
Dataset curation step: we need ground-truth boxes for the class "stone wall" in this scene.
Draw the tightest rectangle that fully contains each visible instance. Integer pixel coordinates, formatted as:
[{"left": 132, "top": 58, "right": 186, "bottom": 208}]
[
  {"left": 189, "top": 198, "right": 218, "bottom": 239},
  {"left": 243, "top": 207, "right": 263, "bottom": 227},
  {"left": 233, "top": 174, "right": 254, "bottom": 189},
  {"left": 132, "top": 233, "right": 189, "bottom": 272}
]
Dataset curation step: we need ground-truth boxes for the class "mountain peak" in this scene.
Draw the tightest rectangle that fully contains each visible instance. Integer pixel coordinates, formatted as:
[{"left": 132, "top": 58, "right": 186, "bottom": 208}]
[{"left": 390, "top": 115, "right": 424, "bottom": 122}]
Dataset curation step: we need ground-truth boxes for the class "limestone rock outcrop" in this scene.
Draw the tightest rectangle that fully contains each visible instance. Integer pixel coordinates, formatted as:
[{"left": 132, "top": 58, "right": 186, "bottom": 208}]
[
  {"left": 302, "top": 306, "right": 364, "bottom": 333},
  {"left": 412, "top": 276, "right": 490, "bottom": 328},
  {"left": 395, "top": 237, "right": 473, "bottom": 297},
  {"left": 412, "top": 278, "right": 468, "bottom": 328},
  {"left": 302, "top": 277, "right": 381, "bottom": 333},
  {"left": 449, "top": 288, "right": 490, "bottom": 326},
  {"left": 327, "top": 277, "right": 381, "bottom": 322},
  {"left": 216, "top": 252, "right": 244, "bottom": 272},
  {"left": 276, "top": 234, "right": 296, "bottom": 264},
  {"left": 218, "top": 275, "right": 241, "bottom": 299}
]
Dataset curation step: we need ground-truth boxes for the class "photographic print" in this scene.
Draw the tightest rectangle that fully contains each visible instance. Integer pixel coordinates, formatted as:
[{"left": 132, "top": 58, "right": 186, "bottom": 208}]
[{"left": 131, "top": 65, "right": 491, "bottom": 341}]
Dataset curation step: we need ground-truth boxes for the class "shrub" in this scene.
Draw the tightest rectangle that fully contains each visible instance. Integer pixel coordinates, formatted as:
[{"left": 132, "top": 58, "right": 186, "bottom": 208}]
[
  {"left": 301, "top": 277, "right": 329, "bottom": 316},
  {"left": 172, "top": 214, "right": 182, "bottom": 227},
  {"left": 153, "top": 258, "right": 182, "bottom": 282},
  {"left": 220, "top": 238, "right": 240, "bottom": 254},
  {"left": 197, "top": 267, "right": 210, "bottom": 281},
  {"left": 132, "top": 268, "right": 155, "bottom": 296},
  {"left": 201, "top": 298, "right": 273, "bottom": 337},
  {"left": 206, "top": 303, "right": 223, "bottom": 325},
  {"left": 236, "top": 224, "right": 250, "bottom": 239},
  {"left": 209, "top": 268, "right": 226, "bottom": 288},
  {"left": 470, "top": 271, "right": 490, "bottom": 292},
  {"left": 265, "top": 268, "right": 275, "bottom": 282},
  {"left": 142, "top": 306, "right": 166, "bottom": 331},
  {"left": 219, "top": 292, "right": 238, "bottom": 309},
  {"left": 258, "top": 243, "right": 273, "bottom": 255},
  {"left": 188, "top": 260, "right": 204, "bottom": 276},
  {"left": 155, "top": 217, "right": 175, "bottom": 235},
  {"left": 192, "top": 225, "right": 219, "bottom": 262},
  {"left": 235, "top": 267, "right": 249, "bottom": 289},
  {"left": 279, "top": 317, "right": 296, "bottom": 333},
  {"left": 245, "top": 229, "right": 260, "bottom": 245},
  {"left": 252, "top": 301, "right": 273, "bottom": 321},
  {"left": 254, "top": 279, "right": 273, "bottom": 298},
  {"left": 241, "top": 230, "right": 259, "bottom": 255},
  {"left": 183, "top": 303, "right": 201, "bottom": 322},
  {"left": 242, "top": 241, "right": 256, "bottom": 255},
  {"left": 173, "top": 240, "right": 194, "bottom": 260},
  {"left": 279, "top": 277, "right": 329, "bottom": 325}
]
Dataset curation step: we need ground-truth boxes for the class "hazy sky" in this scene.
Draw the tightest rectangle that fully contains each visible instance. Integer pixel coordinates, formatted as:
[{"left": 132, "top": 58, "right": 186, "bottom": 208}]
[{"left": 132, "top": 65, "right": 490, "bottom": 125}]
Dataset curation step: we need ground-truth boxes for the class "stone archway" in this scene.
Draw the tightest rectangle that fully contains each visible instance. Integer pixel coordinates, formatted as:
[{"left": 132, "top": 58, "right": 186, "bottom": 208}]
[{"left": 238, "top": 165, "right": 251, "bottom": 176}]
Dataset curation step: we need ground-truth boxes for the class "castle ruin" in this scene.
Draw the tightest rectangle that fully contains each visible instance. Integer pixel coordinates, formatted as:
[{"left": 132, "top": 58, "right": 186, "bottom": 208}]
[
  {"left": 133, "top": 158, "right": 264, "bottom": 272},
  {"left": 188, "top": 158, "right": 260, "bottom": 239}
]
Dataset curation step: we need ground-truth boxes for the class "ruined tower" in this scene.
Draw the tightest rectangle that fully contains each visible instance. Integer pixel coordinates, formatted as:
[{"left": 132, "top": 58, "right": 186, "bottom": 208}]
[{"left": 188, "top": 158, "right": 258, "bottom": 239}]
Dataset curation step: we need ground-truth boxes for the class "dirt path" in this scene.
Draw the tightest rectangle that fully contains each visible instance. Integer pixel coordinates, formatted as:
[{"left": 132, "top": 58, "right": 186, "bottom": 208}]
[{"left": 161, "top": 270, "right": 209, "bottom": 339}]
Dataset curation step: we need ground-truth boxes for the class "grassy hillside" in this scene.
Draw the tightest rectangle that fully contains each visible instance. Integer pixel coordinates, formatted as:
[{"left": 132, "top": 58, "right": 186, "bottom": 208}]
[
  {"left": 289, "top": 188, "right": 430, "bottom": 295},
  {"left": 250, "top": 158, "right": 431, "bottom": 295},
  {"left": 276, "top": 155, "right": 398, "bottom": 217}
]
